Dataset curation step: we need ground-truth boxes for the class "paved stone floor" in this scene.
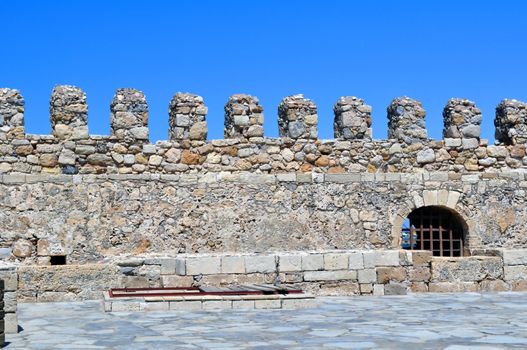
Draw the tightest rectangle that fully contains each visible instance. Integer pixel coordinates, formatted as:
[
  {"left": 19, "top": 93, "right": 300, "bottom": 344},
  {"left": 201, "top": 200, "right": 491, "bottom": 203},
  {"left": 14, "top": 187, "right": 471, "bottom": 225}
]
[{"left": 4, "top": 292, "right": 527, "bottom": 349}]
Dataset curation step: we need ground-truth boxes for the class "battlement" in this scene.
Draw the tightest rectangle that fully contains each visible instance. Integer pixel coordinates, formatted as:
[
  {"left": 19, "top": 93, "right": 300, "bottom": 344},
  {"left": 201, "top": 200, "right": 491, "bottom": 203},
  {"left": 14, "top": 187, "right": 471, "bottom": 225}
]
[{"left": 1, "top": 86, "right": 527, "bottom": 175}]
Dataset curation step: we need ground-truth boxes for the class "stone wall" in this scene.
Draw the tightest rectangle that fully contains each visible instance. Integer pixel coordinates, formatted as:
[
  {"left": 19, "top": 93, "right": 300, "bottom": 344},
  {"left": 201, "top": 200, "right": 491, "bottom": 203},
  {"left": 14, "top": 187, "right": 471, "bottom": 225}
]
[
  {"left": 0, "top": 86, "right": 526, "bottom": 175},
  {"left": 1, "top": 86, "right": 527, "bottom": 303},
  {"left": 0, "top": 171, "right": 526, "bottom": 263},
  {"left": 0, "top": 262, "right": 17, "bottom": 333},
  {"left": 15, "top": 248, "right": 527, "bottom": 302}
]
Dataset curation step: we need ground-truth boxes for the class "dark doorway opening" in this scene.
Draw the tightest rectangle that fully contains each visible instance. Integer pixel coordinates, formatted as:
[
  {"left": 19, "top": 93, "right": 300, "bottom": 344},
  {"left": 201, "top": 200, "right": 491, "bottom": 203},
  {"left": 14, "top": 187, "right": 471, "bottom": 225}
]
[{"left": 402, "top": 206, "right": 465, "bottom": 257}]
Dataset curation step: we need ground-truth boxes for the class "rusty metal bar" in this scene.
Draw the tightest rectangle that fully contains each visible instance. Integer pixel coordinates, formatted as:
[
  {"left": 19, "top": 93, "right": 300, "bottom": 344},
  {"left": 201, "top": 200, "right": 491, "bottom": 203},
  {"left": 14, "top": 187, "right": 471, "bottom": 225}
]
[{"left": 108, "top": 286, "right": 304, "bottom": 298}]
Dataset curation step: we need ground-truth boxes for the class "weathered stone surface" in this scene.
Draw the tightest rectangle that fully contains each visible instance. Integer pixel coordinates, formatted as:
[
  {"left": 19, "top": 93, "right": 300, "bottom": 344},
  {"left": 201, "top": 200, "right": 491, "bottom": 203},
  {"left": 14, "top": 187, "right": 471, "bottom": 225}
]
[
  {"left": 0, "top": 88, "right": 25, "bottom": 140},
  {"left": 50, "top": 85, "right": 88, "bottom": 140},
  {"left": 186, "top": 257, "right": 221, "bottom": 275},
  {"left": 303, "top": 270, "right": 356, "bottom": 281},
  {"left": 502, "top": 249, "right": 527, "bottom": 265},
  {"left": 387, "top": 97, "right": 427, "bottom": 144},
  {"left": 18, "top": 264, "right": 121, "bottom": 300},
  {"left": 431, "top": 257, "right": 503, "bottom": 282},
  {"left": 495, "top": 99, "right": 527, "bottom": 145},
  {"left": 278, "top": 95, "right": 317, "bottom": 139},
  {"left": 333, "top": 96, "right": 371, "bottom": 139},
  {"left": 110, "top": 88, "right": 148, "bottom": 143},
  {"left": 12, "top": 239, "right": 33, "bottom": 258},
  {"left": 245, "top": 255, "right": 275, "bottom": 273},
  {"left": 224, "top": 94, "right": 264, "bottom": 140},
  {"left": 443, "top": 98, "right": 482, "bottom": 140},
  {"left": 169, "top": 93, "right": 208, "bottom": 141}
]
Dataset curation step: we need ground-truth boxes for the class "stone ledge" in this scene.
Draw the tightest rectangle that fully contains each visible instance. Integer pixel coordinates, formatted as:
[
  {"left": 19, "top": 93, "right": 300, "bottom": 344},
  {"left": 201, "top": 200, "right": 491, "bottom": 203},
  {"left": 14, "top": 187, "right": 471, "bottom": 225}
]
[
  {"left": 104, "top": 292, "right": 317, "bottom": 312},
  {"left": 2, "top": 171, "right": 526, "bottom": 185}
]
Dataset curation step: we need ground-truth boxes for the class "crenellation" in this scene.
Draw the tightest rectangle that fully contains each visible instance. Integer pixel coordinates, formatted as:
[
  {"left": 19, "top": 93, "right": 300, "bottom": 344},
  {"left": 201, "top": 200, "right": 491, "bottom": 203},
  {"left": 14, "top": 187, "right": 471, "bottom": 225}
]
[
  {"left": 495, "top": 99, "right": 527, "bottom": 145},
  {"left": 443, "top": 98, "right": 482, "bottom": 140},
  {"left": 278, "top": 94, "right": 318, "bottom": 140},
  {"left": 110, "top": 88, "right": 149, "bottom": 143},
  {"left": 333, "top": 96, "right": 372, "bottom": 140},
  {"left": 387, "top": 97, "right": 427, "bottom": 144},
  {"left": 224, "top": 94, "right": 264, "bottom": 140},
  {"left": 0, "top": 88, "right": 25, "bottom": 141},
  {"left": 168, "top": 93, "right": 208, "bottom": 141},
  {"left": 50, "top": 85, "right": 89, "bottom": 140}
]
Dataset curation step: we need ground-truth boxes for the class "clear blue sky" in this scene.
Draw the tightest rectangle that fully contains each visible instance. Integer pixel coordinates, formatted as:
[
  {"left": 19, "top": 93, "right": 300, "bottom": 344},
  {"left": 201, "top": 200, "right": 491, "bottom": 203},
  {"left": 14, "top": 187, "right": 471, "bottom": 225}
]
[{"left": 1, "top": 1, "right": 526, "bottom": 142}]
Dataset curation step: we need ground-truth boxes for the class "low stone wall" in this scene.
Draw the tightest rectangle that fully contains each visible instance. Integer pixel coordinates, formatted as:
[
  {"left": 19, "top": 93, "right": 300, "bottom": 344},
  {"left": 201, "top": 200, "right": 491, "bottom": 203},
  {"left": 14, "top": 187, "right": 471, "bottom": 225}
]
[
  {"left": 0, "top": 262, "right": 17, "bottom": 333},
  {"left": 16, "top": 249, "right": 527, "bottom": 303},
  {"left": 0, "top": 279, "right": 4, "bottom": 346}
]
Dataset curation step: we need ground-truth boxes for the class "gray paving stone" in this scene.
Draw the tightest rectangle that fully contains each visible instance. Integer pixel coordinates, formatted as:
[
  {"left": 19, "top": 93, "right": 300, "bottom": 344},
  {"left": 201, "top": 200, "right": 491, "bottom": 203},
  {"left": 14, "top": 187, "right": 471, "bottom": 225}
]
[{"left": 4, "top": 292, "right": 527, "bottom": 349}]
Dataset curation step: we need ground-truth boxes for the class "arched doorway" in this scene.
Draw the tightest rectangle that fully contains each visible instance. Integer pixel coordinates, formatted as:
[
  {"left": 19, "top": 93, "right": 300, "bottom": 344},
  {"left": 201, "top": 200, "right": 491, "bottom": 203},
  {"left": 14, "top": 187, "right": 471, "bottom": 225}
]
[{"left": 401, "top": 206, "right": 466, "bottom": 257}]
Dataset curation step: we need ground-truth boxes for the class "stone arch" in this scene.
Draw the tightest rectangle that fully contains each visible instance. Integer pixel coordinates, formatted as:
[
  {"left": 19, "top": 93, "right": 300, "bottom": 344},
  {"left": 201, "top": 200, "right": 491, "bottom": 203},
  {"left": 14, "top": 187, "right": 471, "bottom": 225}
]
[{"left": 390, "top": 190, "right": 476, "bottom": 251}]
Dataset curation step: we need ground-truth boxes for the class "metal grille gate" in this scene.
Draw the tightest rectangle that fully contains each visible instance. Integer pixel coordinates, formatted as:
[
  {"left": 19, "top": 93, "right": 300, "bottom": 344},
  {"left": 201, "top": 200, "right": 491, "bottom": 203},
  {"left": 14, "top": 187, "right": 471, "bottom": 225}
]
[{"left": 402, "top": 206, "right": 464, "bottom": 257}]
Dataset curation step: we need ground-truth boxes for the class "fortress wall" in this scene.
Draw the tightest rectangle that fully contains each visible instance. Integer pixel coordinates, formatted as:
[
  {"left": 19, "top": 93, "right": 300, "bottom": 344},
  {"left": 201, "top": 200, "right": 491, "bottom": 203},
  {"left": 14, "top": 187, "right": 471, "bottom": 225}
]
[
  {"left": 1, "top": 86, "right": 527, "bottom": 303},
  {"left": 0, "top": 86, "right": 526, "bottom": 176},
  {"left": 0, "top": 172, "right": 526, "bottom": 264}
]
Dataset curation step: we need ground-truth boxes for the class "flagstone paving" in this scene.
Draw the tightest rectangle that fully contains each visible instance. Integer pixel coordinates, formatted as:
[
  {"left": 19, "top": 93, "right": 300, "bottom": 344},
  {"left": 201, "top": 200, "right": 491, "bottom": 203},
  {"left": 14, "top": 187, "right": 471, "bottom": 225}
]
[{"left": 4, "top": 292, "right": 527, "bottom": 349}]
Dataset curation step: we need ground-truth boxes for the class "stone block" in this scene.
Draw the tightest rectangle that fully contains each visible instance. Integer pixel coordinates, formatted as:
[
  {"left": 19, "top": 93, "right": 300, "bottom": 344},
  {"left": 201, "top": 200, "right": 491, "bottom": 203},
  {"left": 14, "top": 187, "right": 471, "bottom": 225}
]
[
  {"left": 303, "top": 270, "right": 356, "bottom": 282},
  {"left": 504, "top": 265, "right": 527, "bottom": 281},
  {"left": 399, "top": 250, "right": 413, "bottom": 266},
  {"left": 281, "top": 272, "right": 302, "bottom": 283},
  {"left": 202, "top": 300, "right": 232, "bottom": 310},
  {"left": 0, "top": 271, "right": 17, "bottom": 291},
  {"left": 376, "top": 267, "right": 407, "bottom": 284},
  {"left": 278, "top": 254, "right": 302, "bottom": 272},
  {"left": 359, "top": 283, "right": 373, "bottom": 294},
  {"left": 232, "top": 300, "right": 255, "bottom": 309},
  {"left": 254, "top": 299, "right": 281, "bottom": 309},
  {"left": 411, "top": 251, "right": 432, "bottom": 266},
  {"left": 186, "top": 256, "right": 221, "bottom": 275},
  {"left": 122, "top": 276, "right": 150, "bottom": 288},
  {"left": 245, "top": 255, "right": 276, "bottom": 273},
  {"left": 160, "top": 259, "right": 176, "bottom": 275},
  {"left": 384, "top": 283, "right": 407, "bottom": 295},
  {"left": 408, "top": 267, "right": 431, "bottom": 282},
  {"left": 169, "top": 301, "right": 202, "bottom": 311},
  {"left": 373, "top": 284, "right": 385, "bottom": 296},
  {"left": 363, "top": 250, "right": 400, "bottom": 268},
  {"left": 4, "top": 313, "right": 17, "bottom": 333},
  {"left": 221, "top": 255, "right": 245, "bottom": 274},
  {"left": 362, "top": 252, "right": 376, "bottom": 268},
  {"left": 502, "top": 249, "right": 527, "bottom": 265},
  {"left": 479, "top": 280, "right": 509, "bottom": 292},
  {"left": 349, "top": 252, "right": 364, "bottom": 269},
  {"left": 410, "top": 282, "right": 428, "bottom": 293},
  {"left": 161, "top": 275, "right": 194, "bottom": 288},
  {"left": 18, "top": 265, "right": 121, "bottom": 295},
  {"left": 140, "top": 301, "right": 169, "bottom": 312},
  {"left": 3, "top": 292, "right": 16, "bottom": 312},
  {"left": 446, "top": 191, "right": 461, "bottom": 208},
  {"left": 175, "top": 258, "right": 186, "bottom": 275},
  {"left": 323, "top": 253, "right": 349, "bottom": 270},
  {"left": 511, "top": 280, "right": 527, "bottom": 291},
  {"left": 428, "top": 282, "right": 478, "bottom": 293},
  {"left": 423, "top": 190, "right": 438, "bottom": 206},
  {"left": 358, "top": 269, "right": 377, "bottom": 283},
  {"left": 301, "top": 254, "right": 324, "bottom": 271},
  {"left": 318, "top": 282, "right": 360, "bottom": 295},
  {"left": 432, "top": 257, "right": 503, "bottom": 282},
  {"left": 281, "top": 298, "right": 318, "bottom": 309},
  {"left": 111, "top": 302, "right": 141, "bottom": 312}
]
